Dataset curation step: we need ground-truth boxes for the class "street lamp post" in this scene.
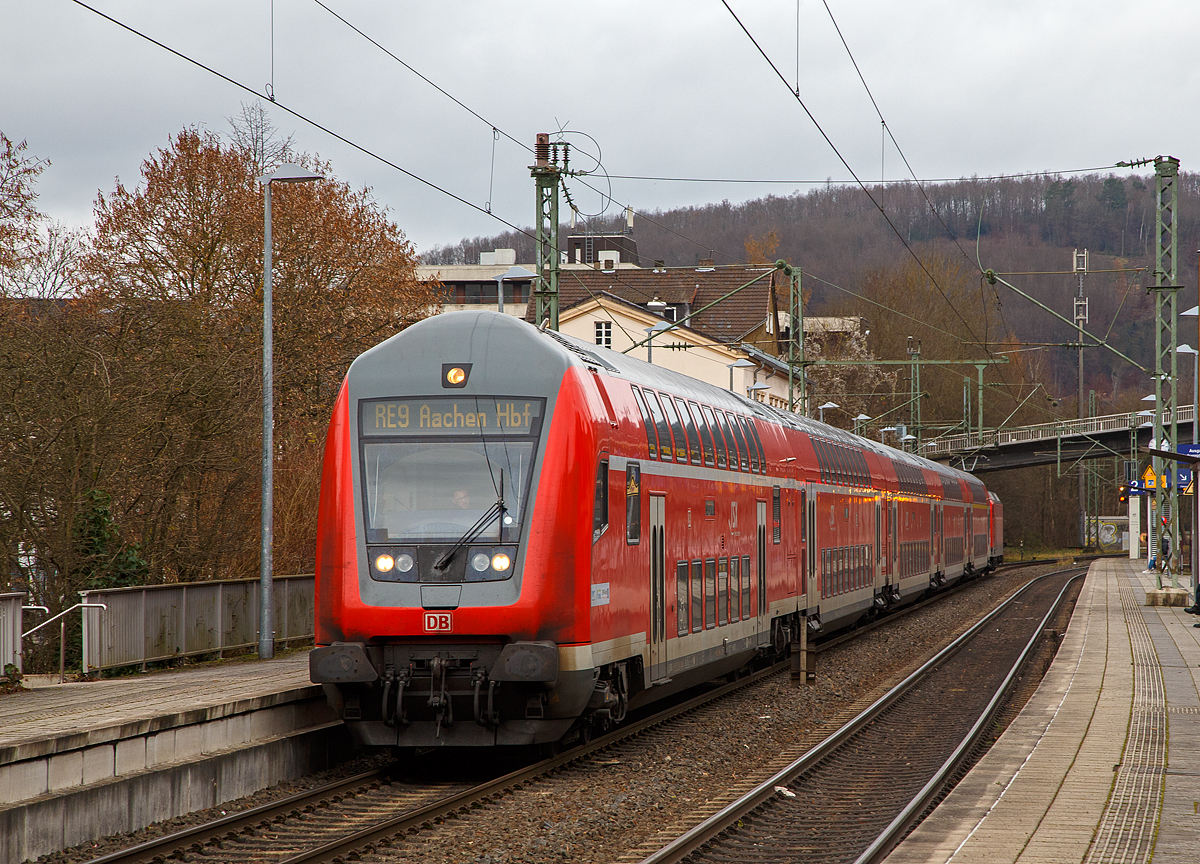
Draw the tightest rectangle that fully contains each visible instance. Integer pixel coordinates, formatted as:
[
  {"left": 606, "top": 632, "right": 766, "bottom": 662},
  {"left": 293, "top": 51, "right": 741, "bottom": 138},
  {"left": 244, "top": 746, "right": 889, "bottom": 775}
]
[
  {"left": 854, "top": 413, "right": 871, "bottom": 436},
  {"left": 644, "top": 321, "right": 671, "bottom": 364},
  {"left": 727, "top": 358, "right": 756, "bottom": 392},
  {"left": 492, "top": 265, "right": 537, "bottom": 315},
  {"left": 747, "top": 381, "right": 771, "bottom": 402},
  {"left": 818, "top": 401, "right": 839, "bottom": 424},
  {"left": 258, "top": 163, "right": 324, "bottom": 661}
]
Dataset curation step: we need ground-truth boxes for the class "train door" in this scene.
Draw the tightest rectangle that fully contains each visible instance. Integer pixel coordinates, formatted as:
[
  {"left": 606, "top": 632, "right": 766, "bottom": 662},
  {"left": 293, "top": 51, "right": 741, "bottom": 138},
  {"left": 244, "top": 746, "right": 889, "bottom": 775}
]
[
  {"left": 649, "top": 494, "right": 667, "bottom": 682},
  {"left": 757, "top": 499, "right": 769, "bottom": 644},
  {"left": 891, "top": 500, "right": 898, "bottom": 580},
  {"left": 805, "top": 487, "right": 816, "bottom": 609},
  {"left": 878, "top": 496, "right": 888, "bottom": 583}
]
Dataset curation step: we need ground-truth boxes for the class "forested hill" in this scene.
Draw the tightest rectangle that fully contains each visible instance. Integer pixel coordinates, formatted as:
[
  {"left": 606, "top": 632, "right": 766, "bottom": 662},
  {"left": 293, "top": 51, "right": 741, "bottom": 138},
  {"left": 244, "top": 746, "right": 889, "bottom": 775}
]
[{"left": 423, "top": 171, "right": 1200, "bottom": 412}]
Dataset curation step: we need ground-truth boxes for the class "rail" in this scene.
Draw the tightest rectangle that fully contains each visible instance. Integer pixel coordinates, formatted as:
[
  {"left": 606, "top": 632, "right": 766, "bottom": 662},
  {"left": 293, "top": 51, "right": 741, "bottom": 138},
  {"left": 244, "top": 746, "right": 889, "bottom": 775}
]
[
  {"left": 80, "top": 574, "right": 314, "bottom": 674},
  {"left": 921, "top": 402, "right": 1194, "bottom": 458},
  {"left": 636, "top": 566, "right": 1086, "bottom": 864}
]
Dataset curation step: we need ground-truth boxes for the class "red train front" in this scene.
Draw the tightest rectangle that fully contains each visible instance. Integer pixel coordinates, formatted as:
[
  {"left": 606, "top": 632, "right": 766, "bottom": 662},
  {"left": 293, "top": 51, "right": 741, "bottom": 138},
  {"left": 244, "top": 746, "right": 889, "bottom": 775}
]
[{"left": 310, "top": 310, "right": 1002, "bottom": 749}]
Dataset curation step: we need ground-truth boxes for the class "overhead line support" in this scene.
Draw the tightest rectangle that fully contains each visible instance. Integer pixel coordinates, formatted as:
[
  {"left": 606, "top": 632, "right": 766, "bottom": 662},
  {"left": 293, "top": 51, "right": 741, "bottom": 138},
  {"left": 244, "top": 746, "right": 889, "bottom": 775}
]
[
  {"left": 1150, "top": 155, "right": 1181, "bottom": 586},
  {"left": 531, "top": 133, "right": 563, "bottom": 331}
]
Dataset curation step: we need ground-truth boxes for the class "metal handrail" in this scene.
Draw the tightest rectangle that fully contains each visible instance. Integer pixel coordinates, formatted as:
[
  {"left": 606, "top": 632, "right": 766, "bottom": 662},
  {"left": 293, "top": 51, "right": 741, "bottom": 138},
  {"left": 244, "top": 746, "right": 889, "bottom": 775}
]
[{"left": 22, "top": 602, "right": 107, "bottom": 684}]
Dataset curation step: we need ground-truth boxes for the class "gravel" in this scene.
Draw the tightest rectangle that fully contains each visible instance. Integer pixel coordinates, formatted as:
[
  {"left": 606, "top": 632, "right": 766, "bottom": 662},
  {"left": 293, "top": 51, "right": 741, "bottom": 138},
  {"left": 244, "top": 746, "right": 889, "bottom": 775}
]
[
  {"left": 368, "top": 563, "right": 1069, "bottom": 864},
  {"left": 35, "top": 562, "right": 1069, "bottom": 864}
]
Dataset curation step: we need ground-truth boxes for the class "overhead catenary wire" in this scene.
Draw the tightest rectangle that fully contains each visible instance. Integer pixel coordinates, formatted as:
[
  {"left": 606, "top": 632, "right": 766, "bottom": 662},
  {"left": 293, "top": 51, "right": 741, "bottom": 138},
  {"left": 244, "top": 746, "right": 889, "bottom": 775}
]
[
  {"left": 309, "top": 2, "right": 753, "bottom": 273},
  {"left": 718, "top": 0, "right": 987, "bottom": 353},
  {"left": 68, "top": 0, "right": 540, "bottom": 246}
]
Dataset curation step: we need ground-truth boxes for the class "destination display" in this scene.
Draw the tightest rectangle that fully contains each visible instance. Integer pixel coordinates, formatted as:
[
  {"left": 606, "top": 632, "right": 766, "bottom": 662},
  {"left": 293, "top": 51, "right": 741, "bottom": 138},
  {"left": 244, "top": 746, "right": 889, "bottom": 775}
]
[{"left": 360, "top": 397, "right": 545, "bottom": 437}]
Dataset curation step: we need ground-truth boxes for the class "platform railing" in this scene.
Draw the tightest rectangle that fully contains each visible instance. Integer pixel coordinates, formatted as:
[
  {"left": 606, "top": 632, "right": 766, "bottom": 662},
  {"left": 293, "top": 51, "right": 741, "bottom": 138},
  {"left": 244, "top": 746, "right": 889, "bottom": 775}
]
[
  {"left": 921, "top": 403, "right": 1195, "bottom": 458},
  {"left": 1, "top": 592, "right": 27, "bottom": 673},
  {"left": 80, "top": 574, "right": 314, "bottom": 674},
  {"left": 23, "top": 602, "right": 107, "bottom": 683}
]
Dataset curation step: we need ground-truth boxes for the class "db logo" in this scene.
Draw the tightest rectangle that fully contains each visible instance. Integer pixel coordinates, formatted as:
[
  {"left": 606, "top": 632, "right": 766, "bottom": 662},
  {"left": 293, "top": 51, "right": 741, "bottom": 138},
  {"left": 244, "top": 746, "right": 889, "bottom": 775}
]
[{"left": 423, "top": 612, "right": 453, "bottom": 632}]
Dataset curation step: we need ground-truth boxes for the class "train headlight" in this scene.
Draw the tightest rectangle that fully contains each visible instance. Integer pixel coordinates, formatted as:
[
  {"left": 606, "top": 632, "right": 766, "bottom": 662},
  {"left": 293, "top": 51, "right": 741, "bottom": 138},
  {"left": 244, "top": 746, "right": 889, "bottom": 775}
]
[
  {"left": 395, "top": 553, "right": 414, "bottom": 573},
  {"left": 375, "top": 553, "right": 395, "bottom": 573},
  {"left": 491, "top": 552, "right": 511, "bottom": 571},
  {"left": 442, "top": 363, "right": 471, "bottom": 388},
  {"left": 471, "top": 552, "right": 491, "bottom": 571}
]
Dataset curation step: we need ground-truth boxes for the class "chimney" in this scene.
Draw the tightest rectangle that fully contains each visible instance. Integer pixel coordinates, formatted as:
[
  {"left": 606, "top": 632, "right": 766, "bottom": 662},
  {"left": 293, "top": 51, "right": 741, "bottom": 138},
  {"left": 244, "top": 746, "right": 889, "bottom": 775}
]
[{"left": 625, "top": 205, "right": 634, "bottom": 234}]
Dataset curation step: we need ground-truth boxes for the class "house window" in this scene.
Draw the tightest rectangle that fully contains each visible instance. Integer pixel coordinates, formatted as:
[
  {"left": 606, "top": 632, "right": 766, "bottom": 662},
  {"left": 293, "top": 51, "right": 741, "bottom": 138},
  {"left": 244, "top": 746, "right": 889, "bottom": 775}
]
[{"left": 594, "top": 321, "right": 612, "bottom": 348}]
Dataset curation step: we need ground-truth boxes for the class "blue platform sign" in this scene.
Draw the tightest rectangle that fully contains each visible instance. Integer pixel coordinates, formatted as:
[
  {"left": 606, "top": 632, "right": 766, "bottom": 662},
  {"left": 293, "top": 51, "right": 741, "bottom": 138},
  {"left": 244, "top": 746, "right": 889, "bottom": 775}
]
[{"left": 1175, "top": 444, "right": 1200, "bottom": 487}]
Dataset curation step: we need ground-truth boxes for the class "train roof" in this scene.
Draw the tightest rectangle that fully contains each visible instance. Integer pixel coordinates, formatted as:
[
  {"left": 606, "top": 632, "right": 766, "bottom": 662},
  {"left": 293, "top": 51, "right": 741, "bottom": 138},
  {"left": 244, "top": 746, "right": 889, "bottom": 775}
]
[
  {"left": 383, "top": 312, "right": 985, "bottom": 496},
  {"left": 529, "top": 316, "right": 985, "bottom": 495}
]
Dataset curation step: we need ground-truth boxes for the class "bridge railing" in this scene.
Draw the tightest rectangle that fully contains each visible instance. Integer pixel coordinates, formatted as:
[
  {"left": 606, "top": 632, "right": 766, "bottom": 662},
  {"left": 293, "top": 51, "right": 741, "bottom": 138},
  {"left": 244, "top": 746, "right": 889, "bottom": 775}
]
[
  {"left": 921, "top": 403, "right": 1195, "bottom": 459},
  {"left": 80, "top": 574, "right": 314, "bottom": 674}
]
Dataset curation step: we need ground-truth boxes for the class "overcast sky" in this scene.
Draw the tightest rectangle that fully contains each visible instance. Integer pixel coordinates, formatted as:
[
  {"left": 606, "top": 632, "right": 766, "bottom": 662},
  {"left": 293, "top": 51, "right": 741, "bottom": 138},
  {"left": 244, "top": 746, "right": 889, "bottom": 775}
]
[{"left": 4, "top": 0, "right": 1200, "bottom": 254}]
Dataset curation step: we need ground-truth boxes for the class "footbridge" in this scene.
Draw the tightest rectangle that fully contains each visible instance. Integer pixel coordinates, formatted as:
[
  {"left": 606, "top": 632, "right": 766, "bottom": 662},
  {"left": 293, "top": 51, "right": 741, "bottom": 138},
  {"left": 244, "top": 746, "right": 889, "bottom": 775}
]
[{"left": 921, "top": 404, "right": 1196, "bottom": 473}]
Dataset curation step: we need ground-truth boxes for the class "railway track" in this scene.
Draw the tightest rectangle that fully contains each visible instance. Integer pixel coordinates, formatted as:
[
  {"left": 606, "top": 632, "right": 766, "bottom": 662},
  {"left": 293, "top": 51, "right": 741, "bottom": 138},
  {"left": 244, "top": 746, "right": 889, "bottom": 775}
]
[
  {"left": 85, "top": 558, "right": 1080, "bottom": 864},
  {"left": 635, "top": 565, "right": 1087, "bottom": 864},
  {"left": 85, "top": 661, "right": 787, "bottom": 864}
]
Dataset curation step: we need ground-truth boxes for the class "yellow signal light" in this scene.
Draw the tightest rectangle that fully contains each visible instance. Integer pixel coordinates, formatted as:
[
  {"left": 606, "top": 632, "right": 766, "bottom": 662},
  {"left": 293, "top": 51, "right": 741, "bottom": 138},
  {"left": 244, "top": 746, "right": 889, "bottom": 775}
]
[{"left": 446, "top": 367, "right": 467, "bottom": 386}]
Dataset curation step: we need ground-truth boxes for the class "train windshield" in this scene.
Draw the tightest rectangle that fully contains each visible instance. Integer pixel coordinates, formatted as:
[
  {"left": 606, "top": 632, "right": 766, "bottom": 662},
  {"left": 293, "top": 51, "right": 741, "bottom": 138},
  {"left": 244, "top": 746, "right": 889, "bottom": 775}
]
[{"left": 358, "top": 396, "right": 545, "bottom": 544}]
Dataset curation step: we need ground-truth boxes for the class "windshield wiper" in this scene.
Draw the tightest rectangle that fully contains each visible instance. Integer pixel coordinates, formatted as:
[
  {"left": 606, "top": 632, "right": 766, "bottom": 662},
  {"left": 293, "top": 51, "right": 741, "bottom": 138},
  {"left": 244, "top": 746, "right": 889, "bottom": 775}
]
[{"left": 434, "top": 499, "right": 506, "bottom": 572}]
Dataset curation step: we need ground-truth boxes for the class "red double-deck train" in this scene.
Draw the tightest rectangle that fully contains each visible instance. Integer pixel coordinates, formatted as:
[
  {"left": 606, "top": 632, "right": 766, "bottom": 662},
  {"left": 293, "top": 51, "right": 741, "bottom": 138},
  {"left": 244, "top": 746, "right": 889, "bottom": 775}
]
[{"left": 310, "top": 311, "right": 1003, "bottom": 749}]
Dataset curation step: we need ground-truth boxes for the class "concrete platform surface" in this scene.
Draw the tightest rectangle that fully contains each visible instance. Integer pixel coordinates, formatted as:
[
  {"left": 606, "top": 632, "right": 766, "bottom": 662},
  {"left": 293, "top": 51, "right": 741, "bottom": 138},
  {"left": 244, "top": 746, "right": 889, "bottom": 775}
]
[
  {"left": 0, "top": 652, "right": 313, "bottom": 764},
  {"left": 885, "top": 558, "right": 1200, "bottom": 864}
]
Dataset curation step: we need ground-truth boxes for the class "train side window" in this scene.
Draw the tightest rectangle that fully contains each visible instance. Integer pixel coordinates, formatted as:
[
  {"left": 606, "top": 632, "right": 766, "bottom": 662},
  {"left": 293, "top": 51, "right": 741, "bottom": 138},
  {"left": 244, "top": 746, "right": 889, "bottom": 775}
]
[
  {"left": 726, "top": 411, "right": 750, "bottom": 471},
  {"left": 646, "top": 391, "right": 674, "bottom": 462},
  {"left": 736, "top": 416, "right": 759, "bottom": 472},
  {"left": 593, "top": 459, "right": 609, "bottom": 541},
  {"left": 729, "top": 556, "right": 741, "bottom": 622},
  {"left": 747, "top": 419, "right": 766, "bottom": 473},
  {"left": 630, "top": 387, "right": 657, "bottom": 460},
  {"left": 626, "top": 462, "right": 641, "bottom": 545},
  {"left": 772, "top": 486, "right": 782, "bottom": 544},
  {"left": 742, "top": 554, "right": 751, "bottom": 615},
  {"left": 718, "top": 557, "right": 729, "bottom": 625},
  {"left": 660, "top": 395, "right": 689, "bottom": 463},
  {"left": 705, "top": 558, "right": 717, "bottom": 628},
  {"left": 812, "top": 438, "right": 826, "bottom": 482},
  {"left": 691, "top": 560, "right": 704, "bottom": 633},
  {"left": 744, "top": 417, "right": 763, "bottom": 472},
  {"left": 689, "top": 402, "right": 716, "bottom": 467},
  {"left": 714, "top": 409, "right": 737, "bottom": 470},
  {"left": 676, "top": 397, "right": 702, "bottom": 465},
  {"left": 676, "top": 561, "right": 689, "bottom": 637},
  {"left": 834, "top": 445, "right": 848, "bottom": 485},
  {"left": 701, "top": 405, "right": 728, "bottom": 469}
]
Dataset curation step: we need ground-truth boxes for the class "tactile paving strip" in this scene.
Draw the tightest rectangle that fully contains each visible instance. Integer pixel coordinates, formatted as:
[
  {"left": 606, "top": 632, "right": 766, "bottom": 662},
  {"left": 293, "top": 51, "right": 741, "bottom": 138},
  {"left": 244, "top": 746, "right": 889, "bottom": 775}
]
[{"left": 1082, "top": 579, "right": 1167, "bottom": 864}]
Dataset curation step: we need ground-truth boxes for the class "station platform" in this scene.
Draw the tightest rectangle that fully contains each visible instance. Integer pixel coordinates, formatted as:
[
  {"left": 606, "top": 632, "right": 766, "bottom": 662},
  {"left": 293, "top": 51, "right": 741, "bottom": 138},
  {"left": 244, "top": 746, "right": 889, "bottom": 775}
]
[
  {"left": 885, "top": 557, "right": 1200, "bottom": 864},
  {"left": 0, "top": 651, "right": 346, "bottom": 864}
]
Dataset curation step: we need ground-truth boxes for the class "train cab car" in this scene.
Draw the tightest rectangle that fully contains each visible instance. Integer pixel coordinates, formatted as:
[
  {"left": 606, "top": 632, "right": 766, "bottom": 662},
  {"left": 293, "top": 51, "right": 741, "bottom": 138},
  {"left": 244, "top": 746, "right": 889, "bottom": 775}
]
[{"left": 309, "top": 310, "right": 999, "bottom": 750}]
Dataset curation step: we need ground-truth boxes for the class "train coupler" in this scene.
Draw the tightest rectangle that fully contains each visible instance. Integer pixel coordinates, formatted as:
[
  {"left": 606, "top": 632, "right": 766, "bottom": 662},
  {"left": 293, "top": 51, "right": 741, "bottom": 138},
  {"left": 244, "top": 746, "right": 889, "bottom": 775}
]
[{"left": 473, "top": 670, "right": 500, "bottom": 728}]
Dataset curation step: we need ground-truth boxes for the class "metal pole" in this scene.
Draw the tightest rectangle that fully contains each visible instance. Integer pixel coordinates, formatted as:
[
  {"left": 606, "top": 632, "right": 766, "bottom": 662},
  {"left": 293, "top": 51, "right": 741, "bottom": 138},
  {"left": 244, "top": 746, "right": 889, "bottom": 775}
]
[
  {"left": 59, "top": 616, "right": 65, "bottom": 684},
  {"left": 976, "top": 364, "right": 985, "bottom": 446},
  {"left": 260, "top": 180, "right": 275, "bottom": 660}
]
